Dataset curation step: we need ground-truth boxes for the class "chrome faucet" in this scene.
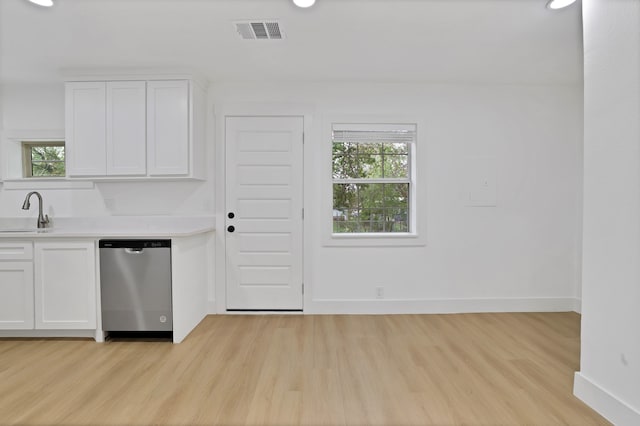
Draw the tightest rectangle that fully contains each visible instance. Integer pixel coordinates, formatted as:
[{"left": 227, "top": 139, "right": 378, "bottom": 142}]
[{"left": 22, "top": 191, "right": 50, "bottom": 229}]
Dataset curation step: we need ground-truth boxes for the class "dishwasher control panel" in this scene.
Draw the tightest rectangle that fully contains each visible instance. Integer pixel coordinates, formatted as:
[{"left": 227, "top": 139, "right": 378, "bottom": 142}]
[{"left": 99, "top": 240, "right": 171, "bottom": 249}]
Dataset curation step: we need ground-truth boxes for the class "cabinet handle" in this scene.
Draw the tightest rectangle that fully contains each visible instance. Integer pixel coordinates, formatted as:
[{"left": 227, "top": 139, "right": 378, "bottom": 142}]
[{"left": 227, "top": 226, "right": 235, "bottom": 233}]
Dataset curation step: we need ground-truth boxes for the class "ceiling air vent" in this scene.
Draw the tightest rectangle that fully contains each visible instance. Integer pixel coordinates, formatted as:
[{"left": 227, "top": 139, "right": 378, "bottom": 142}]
[{"left": 234, "top": 21, "right": 284, "bottom": 40}]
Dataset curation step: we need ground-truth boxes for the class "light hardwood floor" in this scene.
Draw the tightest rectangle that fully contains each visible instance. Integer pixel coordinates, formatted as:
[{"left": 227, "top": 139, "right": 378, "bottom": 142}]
[{"left": 0, "top": 313, "right": 609, "bottom": 425}]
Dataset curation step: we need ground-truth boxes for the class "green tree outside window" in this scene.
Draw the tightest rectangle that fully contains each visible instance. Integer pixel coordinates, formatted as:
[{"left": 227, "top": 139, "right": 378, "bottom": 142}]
[
  {"left": 22, "top": 142, "right": 65, "bottom": 178},
  {"left": 332, "top": 132, "right": 412, "bottom": 234}
]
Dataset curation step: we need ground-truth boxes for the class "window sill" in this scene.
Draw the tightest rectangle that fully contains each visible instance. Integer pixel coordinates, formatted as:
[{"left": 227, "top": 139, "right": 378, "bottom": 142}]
[
  {"left": 324, "top": 232, "right": 426, "bottom": 247},
  {"left": 1, "top": 179, "right": 95, "bottom": 190}
]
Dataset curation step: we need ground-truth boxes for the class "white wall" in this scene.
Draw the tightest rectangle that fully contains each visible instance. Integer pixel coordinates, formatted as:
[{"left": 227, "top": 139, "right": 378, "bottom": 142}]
[
  {"left": 0, "top": 79, "right": 584, "bottom": 313},
  {"left": 0, "top": 83, "right": 215, "bottom": 218},
  {"left": 574, "top": 0, "right": 640, "bottom": 424},
  {"left": 212, "top": 81, "right": 584, "bottom": 313}
]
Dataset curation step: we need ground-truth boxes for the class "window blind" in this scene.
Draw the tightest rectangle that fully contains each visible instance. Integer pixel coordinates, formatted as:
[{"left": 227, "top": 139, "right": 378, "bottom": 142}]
[{"left": 332, "top": 123, "right": 416, "bottom": 143}]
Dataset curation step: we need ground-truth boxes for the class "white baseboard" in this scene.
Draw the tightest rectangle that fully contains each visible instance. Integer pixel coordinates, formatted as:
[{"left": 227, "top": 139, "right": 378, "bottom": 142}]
[
  {"left": 305, "top": 297, "right": 579, "bottom": 314},
  {"left": 574, "top": 372, "right": 640, "bottom": 426},
  {"left": 573, "top": 297, "right": 582, "bottom": 314},
  {"left": 0, "top": 330, "right": 96, "bottom": 339},
  {"left": 208, "top": 297, "right": 581, "bottom": 315}
]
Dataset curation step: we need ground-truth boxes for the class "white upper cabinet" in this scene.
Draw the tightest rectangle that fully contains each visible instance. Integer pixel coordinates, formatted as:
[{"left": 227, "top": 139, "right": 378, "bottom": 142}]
[
  {"left": 65, "top": 77, "right": 205, "bottom": 180},
  {"left": 147, "top": 80, "right": 189, "bottom": 176},
  {"left": 65, "top": 82, "right": 107, "bottom": 176},
  {"left": 106, "top": 81, "right": 147, "bottom": 176}
]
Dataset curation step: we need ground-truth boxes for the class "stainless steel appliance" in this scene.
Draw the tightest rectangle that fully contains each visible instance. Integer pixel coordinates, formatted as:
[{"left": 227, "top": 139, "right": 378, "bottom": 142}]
[{"left": 99, "top": 240, "right": 172, "bottom": 332}]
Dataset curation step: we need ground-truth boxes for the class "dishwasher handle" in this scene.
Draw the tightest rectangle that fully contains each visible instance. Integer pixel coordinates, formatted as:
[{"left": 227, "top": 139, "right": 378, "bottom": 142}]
[{"left": 125, "top": 247, "right": 144, "bottom": 254}]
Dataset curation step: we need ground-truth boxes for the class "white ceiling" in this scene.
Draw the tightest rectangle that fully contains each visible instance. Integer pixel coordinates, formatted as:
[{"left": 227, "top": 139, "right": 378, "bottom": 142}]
[{"left": 0, "top": 0, "right": 583, "bottom": 85}]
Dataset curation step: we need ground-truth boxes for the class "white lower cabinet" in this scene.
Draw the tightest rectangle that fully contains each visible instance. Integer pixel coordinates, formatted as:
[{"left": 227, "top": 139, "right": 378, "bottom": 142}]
[
  {"left": 34, "top": 241, "right": 97, "bottom": 330},
  {"left": 0, "top": 240, "right": 97, "bottom": 332},
  {"left": 0, "top": 262, "right": 34, "bottom": 330},
  {"left": 0, "top": 242, "right": 34, "bottom": 330}
]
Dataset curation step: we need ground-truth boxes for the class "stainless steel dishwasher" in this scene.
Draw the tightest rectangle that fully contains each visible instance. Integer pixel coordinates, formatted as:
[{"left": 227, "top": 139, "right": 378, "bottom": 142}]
[{"left": 99, "top": 240, "right": 172, "bottom": 332}]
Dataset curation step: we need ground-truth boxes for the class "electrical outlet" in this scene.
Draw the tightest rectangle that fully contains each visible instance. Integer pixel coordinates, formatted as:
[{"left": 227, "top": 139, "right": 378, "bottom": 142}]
[{"left": 376, "top": 286, "right": 384, "bottom": 299}]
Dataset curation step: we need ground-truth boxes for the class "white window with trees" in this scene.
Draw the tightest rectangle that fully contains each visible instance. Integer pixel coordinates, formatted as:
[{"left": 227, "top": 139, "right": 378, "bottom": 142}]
[
  {"left": 22, "top": 141, "right": 65, "bottom": 178},
  {"left": 331, "top": 123, "right": 416, "bottom": 235}
]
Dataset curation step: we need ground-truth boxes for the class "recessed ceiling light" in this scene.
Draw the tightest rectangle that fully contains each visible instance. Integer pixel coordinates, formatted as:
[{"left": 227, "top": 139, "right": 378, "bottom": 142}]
[
  {"left": 546, "top": 0, "right": 577, "bottom": 9},
  {"left": 293, "top": 0, "right": 315, "bottom": 8},
  {"left": 28, "top": 0, "right": 54, "bottom": 6}
]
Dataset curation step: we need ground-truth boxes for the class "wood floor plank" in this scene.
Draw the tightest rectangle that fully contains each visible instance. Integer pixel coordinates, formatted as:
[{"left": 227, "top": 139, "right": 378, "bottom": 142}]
[{"left": 0, "top": 313, "right": 610, "bottom": 426}]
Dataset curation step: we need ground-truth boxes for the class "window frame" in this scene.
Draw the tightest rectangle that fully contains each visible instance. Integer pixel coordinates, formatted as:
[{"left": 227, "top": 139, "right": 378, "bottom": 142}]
[
  {"left": 323, "top": 115, "right": 426, "bottom": 247},
  {"left": 22, "top": 141, "right": 66, "bottom": 178},
  {"left": 332, "top": 125, "right": 414, "bottom": 235}
]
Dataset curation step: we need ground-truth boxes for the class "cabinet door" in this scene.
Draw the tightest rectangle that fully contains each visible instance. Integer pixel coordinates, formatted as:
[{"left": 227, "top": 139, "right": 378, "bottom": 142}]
[
  {"left": 106, "top": 81, "right": 147, "bottom": 176},
  {"left": 34, "top": 242, "right": 96, "bottom": 330},
  {"left": 0, "top": 262, "right": 34, "bottom": 330},
  {"left": 65, "top": 82, "right": 107, "bottom": 176},
  {"left": 147, "top": 80, "right": 190, "bottom": 176}
]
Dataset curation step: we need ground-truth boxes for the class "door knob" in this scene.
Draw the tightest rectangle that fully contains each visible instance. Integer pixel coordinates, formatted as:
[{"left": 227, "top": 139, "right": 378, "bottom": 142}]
[
  {"left": 227, "top": 225, "right": 235, "bottom": 233},
  {"left": 228, "top": 212, "right": 235, "bottom": 219}
]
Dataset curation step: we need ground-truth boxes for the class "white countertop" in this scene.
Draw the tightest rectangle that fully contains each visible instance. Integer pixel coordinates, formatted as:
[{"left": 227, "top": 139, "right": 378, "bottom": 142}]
[{"left": 0, "top": 216, "right": 215, "bottom": 238}]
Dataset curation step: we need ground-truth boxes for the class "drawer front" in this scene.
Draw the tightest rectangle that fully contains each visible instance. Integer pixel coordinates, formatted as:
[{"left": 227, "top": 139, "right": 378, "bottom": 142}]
[{"left": 0, "top": 242, "right": 34, "bottom": 260}]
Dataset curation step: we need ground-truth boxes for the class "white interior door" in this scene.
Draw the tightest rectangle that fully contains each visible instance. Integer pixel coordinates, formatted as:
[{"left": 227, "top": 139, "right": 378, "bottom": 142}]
[{"left": 225, "top": 116, "right": 304, "bottom": 310}]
